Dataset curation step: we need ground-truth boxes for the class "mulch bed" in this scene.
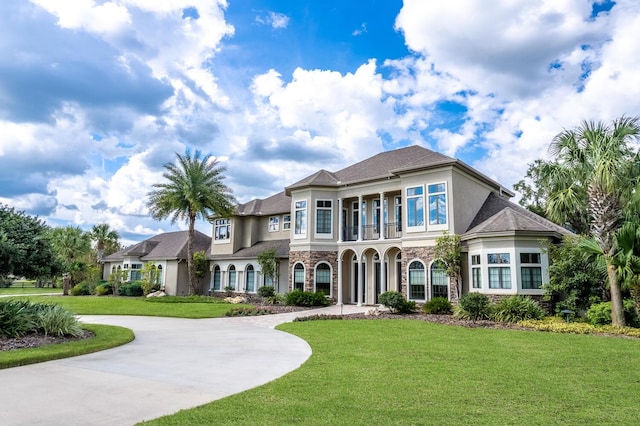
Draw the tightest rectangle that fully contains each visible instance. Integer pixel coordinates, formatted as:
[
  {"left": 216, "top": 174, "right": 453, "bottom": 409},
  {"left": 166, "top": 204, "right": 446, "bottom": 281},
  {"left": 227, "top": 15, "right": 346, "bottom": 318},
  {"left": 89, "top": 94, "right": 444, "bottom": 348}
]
[{"left": 0, "top": 330, "right": 93, "bottom": 352}]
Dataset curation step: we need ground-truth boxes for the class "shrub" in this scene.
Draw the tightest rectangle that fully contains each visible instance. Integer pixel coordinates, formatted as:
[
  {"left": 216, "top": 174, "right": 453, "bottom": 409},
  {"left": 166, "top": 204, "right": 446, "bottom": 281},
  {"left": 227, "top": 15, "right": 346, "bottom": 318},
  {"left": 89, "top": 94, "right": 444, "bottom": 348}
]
[
  {"left": 0, "top": 277, "right": 12, "bottom": 288},
  {"left": 224, "top": 286, "right": 235, "bottom": 297},
  {"left": 71, "top": 282, "right": 93, "bottom": 296},
  {"left": 117, "top": 282, "right": 144, "bottom": 297},
  {"left": 455, "top": 293, "right": 491, "bottom": 321},
  {"left": 285, "top": 290, "right": 330, "bottom": 307},
  {"left": 0, "top": 300, "right": 37, "bottom": 337},
  {"left": 423, "top": 297, "right": 453, "bottom": 315},
  {"left": 224, "top": 307, "right": 274, "bottom": 317},
  {"left": 378, "top": 291, "right": 417, "bottom": 314},
  {"left": 36, "top": 304, "right": 83, "bottom": 337},
  {"left": 491, "top": 295, "right": 544, "bottom": 323},
  {"left": 293, "top": 314, "right": 344, "bottom": 322},
  {"left": 94, "top": 283, "right": 113, "bottom": 296},
  {"left": 257, "top": 285, "right": 276, "bottom": 298},
  {"left": 586, "top": 300, "right": 640, "bottom": 327}
]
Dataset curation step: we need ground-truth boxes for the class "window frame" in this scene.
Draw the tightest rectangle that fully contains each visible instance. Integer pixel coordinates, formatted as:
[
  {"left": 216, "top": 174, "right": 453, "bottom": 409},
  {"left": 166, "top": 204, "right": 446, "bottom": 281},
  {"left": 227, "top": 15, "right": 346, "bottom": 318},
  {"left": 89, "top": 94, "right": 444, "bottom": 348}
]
[
  {"left": 406, "top": 185, "right": 425, "bottom": 232},
  {"left": 315, "top": 199, "right": 333, "bottom": 238},
  {"left": 294, "top": 200, "right": 307, "bottom": 239},
  {"left": 268, "top": 216, "right": 280, "bottom": 232},
  {"left": 293, "top": 262, "right": 305, "bottom": 291},
  {"left": 407, "top": 260, "right": 426, "bottom": 301},
  {"left": 314, "top": 262, "right": 332, "bottom": 296},
  {"left": 427, "top": 182, "right": 448, "bottom": 231},
  {"left": 520, "top": 252, "right": 543, "bottom": 290},
  {"left": 430, "top": 261, "right": 449, "bottom": 300},
  {"left": 228, "top": 265, "right": 237, "bottom": 290},
  {"left": 214, "top": 218, "right": 231, "bottom": 244},
  {"left": 282, "top": 214, "right": 291, "bottom": 230},
  {"left": 245, "top": 264, "right": 255, "bottom": 292}
]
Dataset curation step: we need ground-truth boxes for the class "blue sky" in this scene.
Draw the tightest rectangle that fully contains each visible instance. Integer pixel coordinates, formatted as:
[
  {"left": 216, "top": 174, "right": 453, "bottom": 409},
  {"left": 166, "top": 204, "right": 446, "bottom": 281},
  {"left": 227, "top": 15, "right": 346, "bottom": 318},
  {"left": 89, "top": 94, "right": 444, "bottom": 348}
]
[{"left": 0, "top": 0, "right": 635, "bottom": 245}]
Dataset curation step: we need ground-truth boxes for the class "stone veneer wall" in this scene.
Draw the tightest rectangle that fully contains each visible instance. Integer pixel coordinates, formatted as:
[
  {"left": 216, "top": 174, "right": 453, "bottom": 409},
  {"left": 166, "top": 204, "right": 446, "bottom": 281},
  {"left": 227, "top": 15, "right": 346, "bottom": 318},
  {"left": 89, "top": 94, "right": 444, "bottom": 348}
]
[
  {"left": 288, "top": 251, "right": 338, "bottom": 297},
  {"left": 401, "top": 246, "right": 460, "bottom": 304}
]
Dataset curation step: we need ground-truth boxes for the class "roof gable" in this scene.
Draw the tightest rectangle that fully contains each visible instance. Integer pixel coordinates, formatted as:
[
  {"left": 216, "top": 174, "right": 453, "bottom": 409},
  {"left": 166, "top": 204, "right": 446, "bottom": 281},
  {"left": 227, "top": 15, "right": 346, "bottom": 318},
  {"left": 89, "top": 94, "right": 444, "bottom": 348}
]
[
  {"left": 103, "top": 230, "right": 211, "bottom": 262},
  {"left": 236, "top": 191, "right": 291, "bottom": 217}
]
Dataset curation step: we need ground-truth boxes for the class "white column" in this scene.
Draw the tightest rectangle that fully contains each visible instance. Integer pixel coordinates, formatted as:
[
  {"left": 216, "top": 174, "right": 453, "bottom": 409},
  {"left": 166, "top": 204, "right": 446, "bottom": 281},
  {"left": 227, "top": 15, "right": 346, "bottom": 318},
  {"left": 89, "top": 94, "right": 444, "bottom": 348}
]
[
  {"left": 357, "top": 195, "right": 363, "bottom": 242},
  {"left": 381, "top": 255, "right": 387, "bottom": 294},
  {"left": 357, "top": 258, "right": 363, "bottom": 306},
  {"left": 337, "top": 255, "right": 343, "bottom": 305},
  {"left": 338, "top": 198, "right": 343, "bottom": 243},
  {"left": 379, "top": 192, "right": 385, "bottom": 240}
]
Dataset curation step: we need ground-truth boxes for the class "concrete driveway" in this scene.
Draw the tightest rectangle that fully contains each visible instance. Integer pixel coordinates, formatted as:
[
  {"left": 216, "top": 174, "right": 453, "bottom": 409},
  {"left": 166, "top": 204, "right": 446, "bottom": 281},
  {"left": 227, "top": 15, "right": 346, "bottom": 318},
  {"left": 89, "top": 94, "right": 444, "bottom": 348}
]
[{"left": 0, "top": 305, "right": 368, "bottom": 426}]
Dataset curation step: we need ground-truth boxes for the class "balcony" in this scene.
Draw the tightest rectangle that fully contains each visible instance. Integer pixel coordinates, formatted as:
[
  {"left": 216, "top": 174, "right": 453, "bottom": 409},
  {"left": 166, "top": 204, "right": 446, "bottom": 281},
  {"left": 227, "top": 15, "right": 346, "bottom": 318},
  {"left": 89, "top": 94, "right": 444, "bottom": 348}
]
[{"left": 341, "top": 223, "right": 402, "bottom": 242}]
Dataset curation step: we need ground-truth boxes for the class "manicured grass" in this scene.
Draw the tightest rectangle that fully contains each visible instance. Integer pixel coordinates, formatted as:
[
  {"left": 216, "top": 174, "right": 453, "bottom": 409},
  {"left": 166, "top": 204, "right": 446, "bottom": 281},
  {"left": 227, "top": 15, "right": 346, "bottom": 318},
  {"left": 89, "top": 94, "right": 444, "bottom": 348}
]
[
  {"left": 0, "top": 284, "right": 62, "bottom": 295},
  {"left": 0, "top": 324, "right": 134, "bottom": 369},
  {"left": 13, "top": 296, "right": 249, "bottom": 318},
  {"left": 142, "top": 320, "right": 640, "bottom": 425}
]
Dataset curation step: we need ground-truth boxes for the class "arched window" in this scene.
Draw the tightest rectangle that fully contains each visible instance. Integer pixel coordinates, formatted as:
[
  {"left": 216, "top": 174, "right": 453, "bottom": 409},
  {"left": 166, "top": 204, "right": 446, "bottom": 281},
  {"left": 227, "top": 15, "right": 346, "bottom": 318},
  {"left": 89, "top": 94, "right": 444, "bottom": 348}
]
[
  {"left": 408, "top": 261, "right": 426, "bottom": 300},
  {"left": 293, "top": 263, "right": 305, "bottom": 291},
  {"left": 228, "top": 265, "right": 236, "bottom": 290},
  {"left": 430, "top": 262, "right": 449, "bottom": 299},
  {"left": 315, "top": 263, "right": 331, "bottom": 296},
  {"left": 245, "top": 265, "right": 255, "bottom": 292},
  {"left": 212, "top": 265, "right": 221, "bottom": 291},
  {"left": 111, "top": 265, "right": 116, "bottom": 274}
]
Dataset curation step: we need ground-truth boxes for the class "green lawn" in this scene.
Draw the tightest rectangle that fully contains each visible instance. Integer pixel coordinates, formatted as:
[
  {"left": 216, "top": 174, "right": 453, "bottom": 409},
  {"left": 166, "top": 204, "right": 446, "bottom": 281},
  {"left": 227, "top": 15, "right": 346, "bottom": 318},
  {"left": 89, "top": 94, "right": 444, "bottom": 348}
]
[
  {"left": 0, "top": 324, "right": 134, "bottom": 369},
  {"left": 13, "top": 296, "right": 249, "bottom": 318},
  {"left": 142, "top": 320, "right": 640, "bottom": 425},
  {"left": 0, "top": 282, "right": 62, "bottom": 295}
]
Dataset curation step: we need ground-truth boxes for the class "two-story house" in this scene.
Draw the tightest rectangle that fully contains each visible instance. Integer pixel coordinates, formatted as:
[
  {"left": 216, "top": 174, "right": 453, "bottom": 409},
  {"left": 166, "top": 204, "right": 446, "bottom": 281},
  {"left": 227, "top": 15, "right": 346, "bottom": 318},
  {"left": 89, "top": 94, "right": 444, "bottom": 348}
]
[{"left": 208, "top": 145, "right": 569, "bottom": 305}]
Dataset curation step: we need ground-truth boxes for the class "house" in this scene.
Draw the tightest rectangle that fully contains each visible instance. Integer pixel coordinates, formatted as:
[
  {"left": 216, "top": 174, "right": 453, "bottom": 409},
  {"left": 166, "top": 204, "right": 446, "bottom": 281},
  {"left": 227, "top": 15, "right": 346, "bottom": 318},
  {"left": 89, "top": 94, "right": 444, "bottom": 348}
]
[
  {"left": 102, "top": 230, "right": 212, "bottom": 296},
  {"left": 208, "top": 145, "right": 570, "bottom": 305}
]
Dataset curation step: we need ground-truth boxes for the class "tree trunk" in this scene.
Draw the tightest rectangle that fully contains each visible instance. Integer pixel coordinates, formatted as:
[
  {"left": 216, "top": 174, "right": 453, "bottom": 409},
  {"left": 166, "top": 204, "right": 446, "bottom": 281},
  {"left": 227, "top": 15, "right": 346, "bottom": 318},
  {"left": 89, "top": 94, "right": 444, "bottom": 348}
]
[
  {"left": 187, "top": 215, "right": 197, "bottom": 296},
  {"left": 607, "top": 261, "right": 626, "bottom": 327}
]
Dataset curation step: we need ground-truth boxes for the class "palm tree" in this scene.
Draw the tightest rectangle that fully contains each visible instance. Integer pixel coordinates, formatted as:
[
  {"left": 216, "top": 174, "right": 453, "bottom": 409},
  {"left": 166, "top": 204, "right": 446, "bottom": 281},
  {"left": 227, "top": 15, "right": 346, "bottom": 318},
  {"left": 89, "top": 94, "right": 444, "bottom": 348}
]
[
  {"left": 147, "top": 150, "right": 236, "bottom": 295},
  {"left": 545, "top": 116, "right": 640, "bottom": 326},
  {"left": 90, "top": 223, "right": 120, "bottom": 264},
  {"left": 50, "top": 226, "right": 91, "bottom": 295}
]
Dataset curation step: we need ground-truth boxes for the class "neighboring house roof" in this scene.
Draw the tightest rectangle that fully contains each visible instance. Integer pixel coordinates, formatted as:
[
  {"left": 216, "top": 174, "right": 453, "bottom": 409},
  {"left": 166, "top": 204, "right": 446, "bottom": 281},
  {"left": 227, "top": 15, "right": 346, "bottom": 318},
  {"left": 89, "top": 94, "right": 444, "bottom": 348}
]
[
  {"left": 103, "top": 230, "right": 211, "bottom": 262},
  {"left": 235, "top": 191, "right": 291, "bottom": 217},
  {"left": 463, "top": 193, "right": 571, "bottom": 240},
  {"left": 209, "top": 239, "right": 290, "bottom": 260},
  {"left": 285, "top": 145, "right": 514, "bottom": 196}
]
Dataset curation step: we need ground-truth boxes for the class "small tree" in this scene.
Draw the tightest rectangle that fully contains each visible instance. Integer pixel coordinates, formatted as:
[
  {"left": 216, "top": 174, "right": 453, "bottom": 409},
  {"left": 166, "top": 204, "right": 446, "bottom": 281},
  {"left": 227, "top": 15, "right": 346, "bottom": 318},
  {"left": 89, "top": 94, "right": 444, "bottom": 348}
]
[
  {"left": 257, "top": 248, "right": 278, "bottom": 290},
  {"left": 433, "top": 232, "right": 462, "bottom": 301},
  {"left": 141, "top": 263, "right": 161, "bottom": 295},
  {"left": 193, "top": 250, "right": 208, "bottom": 295},
  {"left": 108, "top": 268, "right": 128, "bottom": 297}
]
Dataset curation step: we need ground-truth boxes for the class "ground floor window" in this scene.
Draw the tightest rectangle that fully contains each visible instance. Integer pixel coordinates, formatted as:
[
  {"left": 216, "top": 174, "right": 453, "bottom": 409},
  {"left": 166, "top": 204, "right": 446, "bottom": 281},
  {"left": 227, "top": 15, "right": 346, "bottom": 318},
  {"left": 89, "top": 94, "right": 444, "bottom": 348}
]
[
  {"left": 430, "top": 262, "right": 449, "bottom": 299},
  {"left": 489, "top": 267, "right": 511, "bottom": 289},
  {"left": 246, "top": 265, "right": 255, "bottom": 292},
  {"left": 212, "top": 266, "right": 221, "bottom": 291},
  {"left": 293, "top": 263, "right": 305, "bottom": 291},
  {"left": 408, "top": 261, "right": 425, "bottom": 300},
  {"left": 315, "top": 263, "right": 331, "bottom": 296},
  {"left": 472, "top": 267, "right": 481, "bottom": 289},
  {"left": 228, "top": 265, "right": 236, "bottom": 290},
  {"left": 521, "top": 267, "right": 542, "bottom": 289}
]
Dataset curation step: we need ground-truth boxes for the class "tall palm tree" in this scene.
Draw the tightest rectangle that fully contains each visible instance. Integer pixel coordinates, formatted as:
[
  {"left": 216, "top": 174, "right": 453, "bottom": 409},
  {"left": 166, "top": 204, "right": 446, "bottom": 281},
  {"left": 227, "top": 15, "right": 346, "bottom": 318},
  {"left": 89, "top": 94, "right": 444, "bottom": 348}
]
[
  {"left": 90, "top": 223, "right": 120, "bottom": 264},
  {"left": 546, "top": 116, "right": 640, "bottom": 326},
  {"left": 147, "top": 150, "right": 236, "bottom": 295}
]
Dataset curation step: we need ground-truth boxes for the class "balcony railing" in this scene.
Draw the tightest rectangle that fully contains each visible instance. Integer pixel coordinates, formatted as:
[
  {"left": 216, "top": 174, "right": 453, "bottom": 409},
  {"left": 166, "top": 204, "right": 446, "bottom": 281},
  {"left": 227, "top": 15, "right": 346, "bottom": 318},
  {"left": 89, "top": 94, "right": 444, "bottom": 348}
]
[{"left": 341, "top": 223, "right": 402, "bottom": 241}]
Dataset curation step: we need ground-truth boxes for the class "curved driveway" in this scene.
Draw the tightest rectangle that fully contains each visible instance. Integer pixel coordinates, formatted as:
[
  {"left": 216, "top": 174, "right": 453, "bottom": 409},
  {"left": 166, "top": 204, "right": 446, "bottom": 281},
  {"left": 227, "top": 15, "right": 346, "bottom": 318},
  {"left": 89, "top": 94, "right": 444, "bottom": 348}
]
[{"left": 0, "top": 305, "right": 368, "bottom": 426}]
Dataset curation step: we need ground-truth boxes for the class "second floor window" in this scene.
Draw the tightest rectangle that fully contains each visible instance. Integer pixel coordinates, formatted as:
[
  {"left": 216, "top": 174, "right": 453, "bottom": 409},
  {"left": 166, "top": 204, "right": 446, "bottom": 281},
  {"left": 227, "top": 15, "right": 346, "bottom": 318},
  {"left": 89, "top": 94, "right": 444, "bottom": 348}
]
[
  {"left": 316, "top": 200, "right": 332, "bottom": 235},
  {"left": 295, "top": 200, "right": 307, "bottom": 236},
  {"left": 269, "top": 216, "right": 279, "bottom": 232},
  {"left": 428, "top": 183, "right": 447, "bottom": 226},
  {"left": 283, "top": 214, "right": 291, "bottom": 230},
  {"left": 214, "top": 219, "right": 231, "bottom": 241},
  {"left": 406, "top": 186, "right": 424, "bottom": 228}
]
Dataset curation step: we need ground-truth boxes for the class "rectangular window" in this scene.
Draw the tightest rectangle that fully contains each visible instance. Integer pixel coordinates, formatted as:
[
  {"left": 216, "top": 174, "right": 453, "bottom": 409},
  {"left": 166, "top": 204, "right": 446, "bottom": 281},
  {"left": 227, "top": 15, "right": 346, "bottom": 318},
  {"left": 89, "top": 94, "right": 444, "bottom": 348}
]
[
  {"left": 489, "top": 267, "right": 511, "bottom": 289},
  {"left": 213, "top": 269, "right": 221, "bottom": 291},
  {"left": 406, "top": 186, "right": 424, "bottom": 228},
  {"left": 409, "top": 266, "right": 426, "bottom": 300},
  {"left": 488, "top": 253, "right": 510, "bottom": 264},
  {"left": 316, "top": 200, "right": 332, "bottom": 235},
  {"left": 373, "top": 199, "right": 381, "bottom": 233},
  {"left": 294, "top": 200, "right": 307, "bottom": 236},
  {"left": 521, "top": 267, "right": 543, "bottom": 289},
  {"left": 352, "top": 202, "right": 359, "bottom": 238},
  {"left": 315, "top": 266, "right": 331, "bottom": 296},
  {"left": 294, "top": 267, "right": 304, "bottom": 291},
  {"left": 214, "top": 219, "right": 231, "bottom": 241},
  {"left": 520, "top": 253, "right": 541, "bottom": 264},
  {"left": 471, "top": 254, "right": 481, "bottom": 265},
  {"left": 428, "top": 183, "right": 447, "bottom": 226},
  {"left": 268, "top": 216, "right": 279, "bottom": 232},
  {"left": 395, "top": 196, "right": 402, "bottom": 232},
  {"left": 283, "top": 214, "right": 291, "bottom": 230},
  {"left": 472, "top": 267, "right": 482, "bottom": 289}
]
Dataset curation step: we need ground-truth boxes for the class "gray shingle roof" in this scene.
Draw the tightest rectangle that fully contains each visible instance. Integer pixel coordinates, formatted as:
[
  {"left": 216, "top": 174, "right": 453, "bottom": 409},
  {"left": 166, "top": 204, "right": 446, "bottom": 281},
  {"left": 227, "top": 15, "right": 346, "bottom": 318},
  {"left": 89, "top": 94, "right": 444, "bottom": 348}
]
[
  {"left": 103, "top": 230, "right": 211, "bottom": 261},
  {"left": 463, "top": 193, "right": 571, "bottom": 239},
  {"left": 236, "top": 191, "right": 291, "bottom": 216},
  {"left": 209, "top": 239, "right": 290, "bottom": 260}
]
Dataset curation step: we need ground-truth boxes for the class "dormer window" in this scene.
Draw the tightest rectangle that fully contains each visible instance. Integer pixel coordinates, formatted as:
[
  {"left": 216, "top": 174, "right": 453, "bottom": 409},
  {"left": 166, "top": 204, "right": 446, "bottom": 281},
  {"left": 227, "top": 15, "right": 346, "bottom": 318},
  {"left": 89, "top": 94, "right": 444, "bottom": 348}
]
[{"left": 214, "top": 219, "right": 231, "bottom": 241}]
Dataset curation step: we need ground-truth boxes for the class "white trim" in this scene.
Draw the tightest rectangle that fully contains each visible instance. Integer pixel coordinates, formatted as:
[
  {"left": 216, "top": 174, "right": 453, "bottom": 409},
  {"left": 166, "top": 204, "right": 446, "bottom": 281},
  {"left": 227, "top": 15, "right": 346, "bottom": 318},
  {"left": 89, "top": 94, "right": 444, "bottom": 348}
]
[
  {"left": 427, "top": 182, "right": 449, "bottom": 232},
  {"left": 314, "top": 199, "right": 334, "bottom": 239},
  {"left": 293, "top": 199, "right": 308, "bottom": 239},
  {"left": 405, "top": 185, "right": 425, "bottom": 233}
]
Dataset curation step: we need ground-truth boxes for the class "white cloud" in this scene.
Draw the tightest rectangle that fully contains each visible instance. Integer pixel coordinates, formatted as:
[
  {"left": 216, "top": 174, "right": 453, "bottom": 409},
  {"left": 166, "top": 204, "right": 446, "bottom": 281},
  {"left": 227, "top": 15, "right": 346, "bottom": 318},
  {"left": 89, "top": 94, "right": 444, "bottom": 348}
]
[
  {"left": 256, "top": 11, "right": 290, "bottom": 29},
  {"left": 30, "top": 0, "right": 132, "bottom": 35}
]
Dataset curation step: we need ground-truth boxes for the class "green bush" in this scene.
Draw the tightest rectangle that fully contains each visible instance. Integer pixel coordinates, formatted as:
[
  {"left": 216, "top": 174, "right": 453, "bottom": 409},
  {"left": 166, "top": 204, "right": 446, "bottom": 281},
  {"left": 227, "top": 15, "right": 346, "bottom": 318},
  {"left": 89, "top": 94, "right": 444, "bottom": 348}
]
[
  {"left": 257, "top": 285, "right": 276, "bottom": 298},
  {"left": 36, "top": 304, "right": 83, "bottom": 337},
  {"left": 117, "top": 282, "right": 144, "bottom": 297},
  {"left": 455, "top": 293, "right": 492, "bottom": 321},
  {"left": 586, "top": 300, "right": 640, "bottom": 327},
  {"left": 0, "top": 277, "right": 12, "bottom": 288},
  {"left": 94, "top": 283, "right": 113, "bottom": 296},
  {"left": 379, "top": 291, "right": 416, "bottom": 314},
  {"left": 0, "top": 300, "right": 37, "bottom": 337},
  {"left": 285, "top": 290, "right": 330, "bottom": 307},
  {"left": 71, "top": 282, "right": 93, "bottom": 296},
  {"left": 491, "top": 295, "right": 544, "bottom": 323},
  {"left": 224, "top": 307, "right": 274, "bottom": 317},
  {"left": 423, "top": 297, "right": 453, "bottom": 314}
]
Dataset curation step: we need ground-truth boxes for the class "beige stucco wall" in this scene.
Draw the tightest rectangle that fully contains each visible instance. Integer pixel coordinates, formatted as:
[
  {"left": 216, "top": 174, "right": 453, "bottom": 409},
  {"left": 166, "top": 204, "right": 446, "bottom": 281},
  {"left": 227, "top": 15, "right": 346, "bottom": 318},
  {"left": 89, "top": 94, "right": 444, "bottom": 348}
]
[{"left": 451, "top": 168, "right": 495, "bottom": 234}]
